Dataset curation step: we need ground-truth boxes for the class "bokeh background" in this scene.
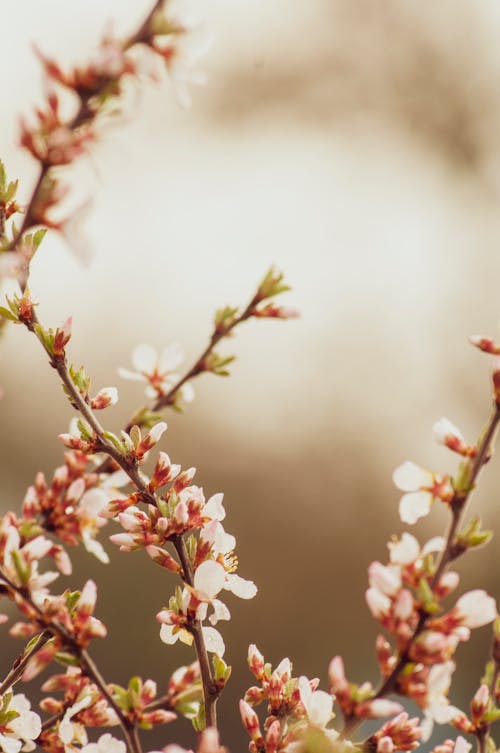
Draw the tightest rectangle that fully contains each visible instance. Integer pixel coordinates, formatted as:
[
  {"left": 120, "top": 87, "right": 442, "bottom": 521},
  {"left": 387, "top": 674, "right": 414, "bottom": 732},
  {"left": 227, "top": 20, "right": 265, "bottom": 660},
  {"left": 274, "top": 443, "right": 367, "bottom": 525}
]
[{"left": 2, "top": 0, "right": 500, "bottom": 750}]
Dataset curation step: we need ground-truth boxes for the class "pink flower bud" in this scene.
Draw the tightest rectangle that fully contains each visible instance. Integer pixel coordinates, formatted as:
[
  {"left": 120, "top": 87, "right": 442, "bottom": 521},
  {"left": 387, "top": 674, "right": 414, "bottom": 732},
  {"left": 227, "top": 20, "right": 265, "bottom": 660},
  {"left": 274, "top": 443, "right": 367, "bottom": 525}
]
[
  {"left": 377, "top": 736, "right": 395, "bottom": 753},
  {"left": 328, "top": 656, "right": 348, "bottom": 692},
  {"left": 53, "top": 316, "right": 72, "bottom": 356},
  {"left": 471, "top": 684, "right": 490, "bottom": 721},
  {"left": 91, "top": 387, "right": 118, "bottom": 410},
  {"left": 239, "top": 700, "right": 262, "bottom": 744},
  {"left": 248, "top": 644, "right": 265, "bottom": 680},
  {"left": 469, "top": 335, "right": 500, "bottom": 355}
]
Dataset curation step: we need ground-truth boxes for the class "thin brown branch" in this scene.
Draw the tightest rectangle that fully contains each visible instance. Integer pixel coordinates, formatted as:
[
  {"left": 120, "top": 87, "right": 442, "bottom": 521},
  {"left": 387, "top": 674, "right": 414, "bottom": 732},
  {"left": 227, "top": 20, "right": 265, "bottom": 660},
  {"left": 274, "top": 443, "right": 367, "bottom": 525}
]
[
  {"left": 0, "top": 631, "right": 51, "bottom": 695},
  {"left": 173, "top": 535, "right": 218, "bottom": 728},
  {"left": 151, "top": 293, "right": 260, "bottom": 413}
]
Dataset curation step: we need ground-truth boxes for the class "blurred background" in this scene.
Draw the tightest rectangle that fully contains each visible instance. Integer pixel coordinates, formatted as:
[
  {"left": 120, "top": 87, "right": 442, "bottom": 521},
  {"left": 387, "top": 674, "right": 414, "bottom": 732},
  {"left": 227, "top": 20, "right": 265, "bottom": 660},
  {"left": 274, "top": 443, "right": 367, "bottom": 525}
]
[{"left": 2, "top": 0, "right": 500, "bottom": 749}]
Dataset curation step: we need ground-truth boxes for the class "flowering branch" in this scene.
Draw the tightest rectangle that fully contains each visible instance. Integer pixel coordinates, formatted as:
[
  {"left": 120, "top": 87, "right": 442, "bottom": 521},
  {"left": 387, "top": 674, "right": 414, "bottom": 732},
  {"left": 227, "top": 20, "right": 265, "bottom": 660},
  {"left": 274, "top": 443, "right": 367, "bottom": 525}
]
[
  {"left": 16, "top": 301, "right": 223, "bottom": 732},
  {"left": 0, "top": 566, "right": 142, "bottom": 753},
  {"left": 341, "top": 403, "right": 500, "bottom": 739}
]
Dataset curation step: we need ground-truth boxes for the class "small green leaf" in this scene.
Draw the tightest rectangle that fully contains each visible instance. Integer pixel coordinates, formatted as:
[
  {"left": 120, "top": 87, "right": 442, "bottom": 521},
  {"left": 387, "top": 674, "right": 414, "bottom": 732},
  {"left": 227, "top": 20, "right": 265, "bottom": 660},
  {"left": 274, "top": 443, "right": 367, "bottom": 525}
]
[{"left": 0, "top": 306, "right": 18, "bottom": 322}]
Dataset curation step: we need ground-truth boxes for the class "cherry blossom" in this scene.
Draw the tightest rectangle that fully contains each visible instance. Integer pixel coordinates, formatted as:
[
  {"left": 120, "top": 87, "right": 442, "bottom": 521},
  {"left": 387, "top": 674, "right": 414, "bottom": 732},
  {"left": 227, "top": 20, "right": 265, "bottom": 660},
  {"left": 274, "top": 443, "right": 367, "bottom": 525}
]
[
  {"left": 118, "top": 343, "right": 194, "bottom": 403},
  {"left": 80, "top": 733, "right": 126, "bottom": 753},
  {"left": 433, "top": 418, "right": 476, "bottom": 457},
  {"left": 393, "top": 461, "right": 453, "bottom": 524},
  {"left": 0, "top": 694, "right": 41, "bottom": 753},
  {"left": 420, "top": 662, "right": 462, "bottom": 741}
]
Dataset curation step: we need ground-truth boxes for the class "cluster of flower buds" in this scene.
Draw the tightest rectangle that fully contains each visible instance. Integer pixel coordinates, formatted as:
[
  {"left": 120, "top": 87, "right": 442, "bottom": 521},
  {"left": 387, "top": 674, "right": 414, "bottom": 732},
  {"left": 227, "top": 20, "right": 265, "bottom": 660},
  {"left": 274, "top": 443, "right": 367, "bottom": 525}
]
[
  {"left": 21, "top": 446, "right": 121, "bottom": 564},
  {"left": 365, "top": 712, "right": 423, "bottom": 753},
  {"left": 39, "top": 666, "right": 119, "bottom": 748},
  {"left": 240, "top": 645, "right": 338, "bottom": 753},
  {"left": 328, "top": 656, "right": 404, "bottom": 722},
  {"left": 365, "top": 530, "right": 497, "bottom": 738}
]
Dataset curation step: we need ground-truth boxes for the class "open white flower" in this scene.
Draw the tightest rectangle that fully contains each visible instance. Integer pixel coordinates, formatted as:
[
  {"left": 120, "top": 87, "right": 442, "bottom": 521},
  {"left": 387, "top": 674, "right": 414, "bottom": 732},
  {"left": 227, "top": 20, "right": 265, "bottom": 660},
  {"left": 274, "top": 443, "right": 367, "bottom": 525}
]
[
  {"left": 0, "top": 694, "right": 41, "bottom": 753},
  {"left": 393, "top": 461, "right": 452, "bottom": 524},
  {"left": 298, "top": 676, "right": 333, "bottom": 728},
  {"left": 389, "top": 532, "right": 445, "bottom": 565},
  {"left": 194, "top": 559, "right": 257, "bottom": 603},
  {"left": 454, "top": 590, "right": 497, "bottom": 628},
  {"left": 420, "top": 662, "right": 461, "bottom": 741},
  {"left": 118, "top": 343, "right": 194, "bottom": 403},
  {"left": 81, "top": 733, "right": 126, "bottom": 753}
]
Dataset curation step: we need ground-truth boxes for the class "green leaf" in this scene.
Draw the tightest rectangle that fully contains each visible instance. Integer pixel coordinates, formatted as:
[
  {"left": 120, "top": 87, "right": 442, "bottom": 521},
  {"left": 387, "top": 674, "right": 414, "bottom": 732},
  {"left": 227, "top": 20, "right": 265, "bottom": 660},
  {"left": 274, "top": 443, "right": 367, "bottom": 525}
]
[
  {"left": 54, "top": 652, "right": 80, "bottom": 667},
  {"left": 0, "top": 306, "right": 18, "bottom": 322}
]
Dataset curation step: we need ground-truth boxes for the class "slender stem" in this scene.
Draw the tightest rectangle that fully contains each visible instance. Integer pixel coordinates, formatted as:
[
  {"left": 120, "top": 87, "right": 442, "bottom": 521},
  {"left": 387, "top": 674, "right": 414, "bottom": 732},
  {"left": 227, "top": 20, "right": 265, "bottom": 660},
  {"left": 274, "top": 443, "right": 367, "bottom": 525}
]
[
  {"left": 475, "top": 636, "right": 500, "bottom": 753},
  {"left": 0, "top": 631, "right": 51, "bottom": 695},
  {"left": 173, "top": 535, "right": 218, "bottom": 727},
  {"left": 341, "top": 403, "right": 500, "bottom": 739},
  {"left": 152, "top": 294, "right": 260, "bottom": 412},
  {"left": 0, "top": 567, "right": 141, "bottom": 753}
]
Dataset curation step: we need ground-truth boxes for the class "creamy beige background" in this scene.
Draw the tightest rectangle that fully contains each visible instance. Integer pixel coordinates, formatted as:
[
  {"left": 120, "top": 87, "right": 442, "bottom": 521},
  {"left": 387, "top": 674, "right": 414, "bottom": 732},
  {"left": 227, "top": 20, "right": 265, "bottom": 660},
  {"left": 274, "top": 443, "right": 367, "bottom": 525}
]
[{"left": 2, "top": 1, "right": 500, "bottom": 750}]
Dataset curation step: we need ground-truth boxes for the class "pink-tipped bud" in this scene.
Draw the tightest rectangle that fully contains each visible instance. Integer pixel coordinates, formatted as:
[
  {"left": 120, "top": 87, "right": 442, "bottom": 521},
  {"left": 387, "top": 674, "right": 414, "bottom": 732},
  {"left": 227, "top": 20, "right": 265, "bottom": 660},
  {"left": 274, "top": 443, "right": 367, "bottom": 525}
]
[
  {"left": 359, "top": 699, "right": 404, "bottom": 719},
  {"left": 53, "top": 315, "right": 72, "bottom": 356},
  {"left": 239, "top": 700, "right": 263, "bottom": 745},
  {"left": 149, "top": 451, "right": 181, "bottom": 491},
  {"left": 248, "top": 644, "right": 265, "bottom": 680},
  {"left": 146, "top": 545, "right": 182, "bottom": 573},
  {"left": 265, "top": 720, "right": 281, "bottom": 753},
  {"left": 469, "top": 335, "right": 500, "bottom": 355},
  {"left": 91, "top": 387, "right": 118, "bottom": 410},
  {"left": 328, "top": 656, "right": 348, "bottom": 692},
  {"left": 135, "top": 421, "right": 167, "bottom": 460},
  {"left": 253, "top": 303, "right": 300, "bottom": 319},
  {"left": 493, "top": 358, "right": 500, "bottom": 406},
  {"left": 433, "top": 417, "right": 477, "bottom": 458},
  {"left": 471, "top": 684, "right": 490, "bottom": 722},
  {"left": 173, "top": 466, "right": 196, "bottom": 492},
  {"left": 66, "top": 477, "right": 85, "bottom": 504},
  {"left": 377, "top": 736, "right": 395, "bottom": 753},
  {"left": 375, "top": 635, "right": 396, "bottom": 675}
]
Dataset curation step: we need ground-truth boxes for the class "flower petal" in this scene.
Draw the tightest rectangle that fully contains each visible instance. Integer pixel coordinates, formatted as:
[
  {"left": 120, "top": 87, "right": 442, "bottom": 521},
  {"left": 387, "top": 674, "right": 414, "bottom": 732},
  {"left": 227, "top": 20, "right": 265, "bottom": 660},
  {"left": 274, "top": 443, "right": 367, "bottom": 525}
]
[
  {"left": 399, "top": 491, "right": 432, "bottom": 525},
  {"left": 393, "top": 461, "right": 431, "bottom": 492}
]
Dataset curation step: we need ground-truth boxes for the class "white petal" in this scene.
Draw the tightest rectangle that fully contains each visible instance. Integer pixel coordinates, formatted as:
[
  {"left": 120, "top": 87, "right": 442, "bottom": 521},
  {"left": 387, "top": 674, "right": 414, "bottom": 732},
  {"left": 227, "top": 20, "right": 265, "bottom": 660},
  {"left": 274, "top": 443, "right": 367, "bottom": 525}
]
[
  {"left": 225, "top": 573, "right": 257, "bottom": 599},
  {"left": 393, "top": 461, "right": 431, "bottom": 492},
  {"left": 214, "top": 525, "right": 236, "bottom": 555},
  {"left": 9, "top": 709, "right": 41, "bottom": 741},
  {"left": 117, "top": 367, "right": 146, "bottom": 382},
  {"left": 159, "top": 342, "right": 184, "bottom": 372},
  {"left": 202, "top": 626, "right": 225, "bottom": 655},
  {"left": 428, "top": 661, "right": 455, "bottom": 694},
  {"left": 421, "top": 536, "right": 446, "bottom": 556},
  {"left": 194, "top": 560, "right": 225, "bottom": 600},
  {"left": 82, "top": 532, "right": 110, "bottom": 564},
  {"left": 159, "top": 624, "right": 178, "bottom": 645},
  {"left": 209, "top": 599, "right": 231, "bottom": 625},
  {"left": 180, "top": 382, "right": 195, "bottom": 403},
  {"left": 399, "top": 491, "right": 432, "bottom": 524},
  {"left": 456, "top": 590, "right": 497, "bottom": 628},
  {"left": 366, "top": 587, "right": 391, "bottom": 618},
  {"left": 131, "top": 344, "right": 158, "bottom": 374},
  {"left": 389, "top": 532, "right": 420, "bottom": 564},
  {"left": 433, "top": 417, "right": 464, "bottom": 444},
  {"left": 204, "top": 493, "right": 225, "bottom": 521},
  {"left": 454, "top": 737, "right": 473, "bottom": 753},
  {"left": 0, "top": 733, "right": 22, "bottom": 753}
]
